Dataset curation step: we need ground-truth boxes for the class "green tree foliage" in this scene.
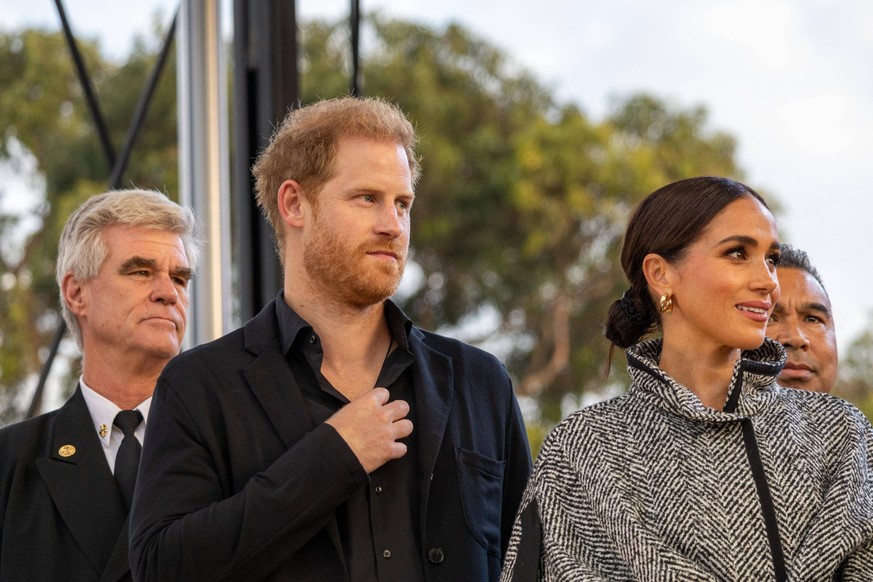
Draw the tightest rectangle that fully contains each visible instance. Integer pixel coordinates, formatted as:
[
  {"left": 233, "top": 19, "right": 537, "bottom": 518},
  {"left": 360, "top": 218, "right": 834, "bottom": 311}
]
[
  {"left": 0, "top": 25, "right": 177, "bottom": 423},
  {"left": 835, "top": 314, "right": 873, "bottom": 420},
  {"left": 303, "top": 15, "right": 747, "bottom": 430},
  {"left": 6, "top": 14, "right": 864, "bottom": 444}
]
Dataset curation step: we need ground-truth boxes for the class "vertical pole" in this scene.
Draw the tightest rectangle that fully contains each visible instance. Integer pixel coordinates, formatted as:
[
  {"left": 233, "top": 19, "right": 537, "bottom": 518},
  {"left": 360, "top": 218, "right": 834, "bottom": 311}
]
[
  {"left": 177, "top": 0, "right": 233, "bottom": 345},
  {"left": 232, "top": 0, "right": 298, "bottom": 322},
  {"left": 350, "top": 0, "right": 361, "bottom": 96}
]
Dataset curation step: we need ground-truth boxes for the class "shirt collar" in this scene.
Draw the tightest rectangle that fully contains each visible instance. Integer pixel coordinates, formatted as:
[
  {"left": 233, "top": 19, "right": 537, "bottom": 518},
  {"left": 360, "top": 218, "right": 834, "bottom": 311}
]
[
  {"left": 79, "top": 377, "right": 152, "bottom": 445},
  {"left": 275, "top": 290, "right": 413, "bottom": 355}
]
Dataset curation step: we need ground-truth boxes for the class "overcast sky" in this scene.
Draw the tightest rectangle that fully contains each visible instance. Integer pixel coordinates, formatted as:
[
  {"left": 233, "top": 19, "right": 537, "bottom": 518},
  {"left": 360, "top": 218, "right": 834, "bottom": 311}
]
[{"left": 2, "top": 0, "right": 872, "bottom": 353}]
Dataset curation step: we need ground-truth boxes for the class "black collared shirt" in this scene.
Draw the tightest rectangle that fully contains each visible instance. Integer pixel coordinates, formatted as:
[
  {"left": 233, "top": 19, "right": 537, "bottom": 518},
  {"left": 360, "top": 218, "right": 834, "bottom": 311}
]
[{"left": 275, "top": 293, "right": 425, "bottom": 582}]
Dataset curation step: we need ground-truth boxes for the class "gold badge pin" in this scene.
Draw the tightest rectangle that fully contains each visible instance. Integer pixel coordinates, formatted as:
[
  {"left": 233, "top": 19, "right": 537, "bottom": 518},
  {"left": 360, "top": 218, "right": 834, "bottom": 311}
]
[
  {"left": 58, "top": 445, "right": 76, "bottom": 457},
  {"left": 99, "top": 424, "right": 108, "bottom": 438}
]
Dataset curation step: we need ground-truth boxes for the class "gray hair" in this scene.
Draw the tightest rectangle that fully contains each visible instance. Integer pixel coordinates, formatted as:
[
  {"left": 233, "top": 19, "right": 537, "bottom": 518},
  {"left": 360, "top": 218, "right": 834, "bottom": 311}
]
[{"left": 56, "top": 189, "right": 201, "bottom": 348}]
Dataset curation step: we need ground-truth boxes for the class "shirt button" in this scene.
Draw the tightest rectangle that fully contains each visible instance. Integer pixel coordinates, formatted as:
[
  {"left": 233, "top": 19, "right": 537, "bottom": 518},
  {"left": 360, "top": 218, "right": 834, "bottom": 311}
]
[
  {"left": 374, "top": 485, "right": 383, "bottom": 494},
  {"left": 308, "top": 335, "right": 317, "bottom": 344},
  {"left": 428, "top": 547, "right": 444, "bottom": 564},
  {"left": 382, "top": 549, "right": 391, "bottom": 559}
]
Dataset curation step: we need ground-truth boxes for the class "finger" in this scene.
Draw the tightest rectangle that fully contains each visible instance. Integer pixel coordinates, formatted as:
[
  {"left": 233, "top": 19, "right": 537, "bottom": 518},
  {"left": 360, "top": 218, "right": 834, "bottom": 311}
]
[
  {"left": 387, "top": 441, "right": 408, "bottom": 460},
  {"left": 384, "top": 399, "right": 410, "bottom": 420},
  {"left": 392, "top": 418, "right": 413, "bottom": 439}
]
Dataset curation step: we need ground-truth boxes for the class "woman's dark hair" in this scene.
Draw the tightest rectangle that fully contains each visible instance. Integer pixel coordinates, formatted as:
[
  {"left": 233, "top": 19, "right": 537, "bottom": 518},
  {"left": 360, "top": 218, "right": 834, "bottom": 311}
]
[{"left": 604, "top": 176, "right": 768, "bottom": 350}]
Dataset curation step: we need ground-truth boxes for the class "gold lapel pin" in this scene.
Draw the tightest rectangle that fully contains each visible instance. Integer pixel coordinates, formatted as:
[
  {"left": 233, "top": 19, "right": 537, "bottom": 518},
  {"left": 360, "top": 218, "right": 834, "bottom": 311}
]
[
  {"left": 99, "top": 424, "right": 108, "bottom": 438},
  {"left": 58, "top": 444, "right": 76, "bottom": 457}
]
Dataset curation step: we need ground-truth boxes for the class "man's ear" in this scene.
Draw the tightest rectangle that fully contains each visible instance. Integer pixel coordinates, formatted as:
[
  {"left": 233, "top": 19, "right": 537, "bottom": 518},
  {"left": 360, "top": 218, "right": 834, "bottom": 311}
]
[
  {"left": 61, "top": 272, "right": 86, "bottom": 316},
  {"left": 277, "top": 180, "right": 307, "bottom": 229},
  {"left": 641, "top": 253, "right": 673, "bottom": 298}
]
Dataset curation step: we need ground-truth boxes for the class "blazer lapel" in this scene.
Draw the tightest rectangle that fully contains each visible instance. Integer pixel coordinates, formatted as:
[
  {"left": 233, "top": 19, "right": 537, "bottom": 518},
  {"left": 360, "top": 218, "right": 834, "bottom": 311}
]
[
  {"left": 241, "top": 300, "right": 346, "bottom": 565},
  {"left": 243, "top": 349, "right": 317, "bottom": 448},
  {"left": 241, "top": 301, "right": 318, "bottom": 448},
  {"left": 408, "top": 329, "right": 454, "bottom": 497},
  {"left": 35, "top": 388, "right": 128, "bottom": 575}
]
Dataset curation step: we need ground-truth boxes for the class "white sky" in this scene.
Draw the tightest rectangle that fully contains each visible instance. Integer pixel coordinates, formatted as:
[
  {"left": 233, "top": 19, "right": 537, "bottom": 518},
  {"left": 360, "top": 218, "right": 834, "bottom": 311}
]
[{"left": 2, "top": 0, "right": 872, "bottom": 354}]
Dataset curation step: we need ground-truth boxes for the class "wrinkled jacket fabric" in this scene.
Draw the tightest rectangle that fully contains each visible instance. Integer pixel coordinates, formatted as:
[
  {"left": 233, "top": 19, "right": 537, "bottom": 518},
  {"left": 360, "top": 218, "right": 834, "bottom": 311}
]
[
  {"left": 130, "top": 299, "right": 532, "bottom": 582},
  {"left": 502, "top": 338, "right": 873, "bottom": 581}
]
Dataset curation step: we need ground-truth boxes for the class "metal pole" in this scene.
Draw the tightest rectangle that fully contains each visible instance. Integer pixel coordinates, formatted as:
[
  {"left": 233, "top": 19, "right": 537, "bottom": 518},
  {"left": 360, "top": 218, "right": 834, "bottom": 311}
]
[
  {"left": 109, "top": 12, "right": 179, "bottom": 190},
  {"left": 350, "top": 0, "right": 361, "bottom": 96},
  {"left": 53, "top": 0, "right": 116, "bottom": 172},
  {"left": 232, "top": 0, "right": 298, "bottom": 322},
  {"left": 177, "top": 0, "right": 233, "bottom": 345}
]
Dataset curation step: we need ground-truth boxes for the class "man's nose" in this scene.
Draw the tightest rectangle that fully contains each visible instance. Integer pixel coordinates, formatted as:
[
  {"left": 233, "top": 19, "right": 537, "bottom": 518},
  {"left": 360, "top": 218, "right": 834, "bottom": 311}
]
[
  {"left": 151, "top": 273, "right": 179, "bottom": 304},
  {"left": 376, "top": 202, "right": 404, "bottom": 238},
  {"left": 775, "top": 318, "right": 809, "bottom": 350}
]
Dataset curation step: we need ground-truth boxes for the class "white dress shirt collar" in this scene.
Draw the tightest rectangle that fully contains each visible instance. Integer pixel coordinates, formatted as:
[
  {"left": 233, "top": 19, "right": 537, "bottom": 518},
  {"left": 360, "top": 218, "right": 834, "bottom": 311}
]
[{"left": 79, "top": 376, "right": 152, "bottom": 472}]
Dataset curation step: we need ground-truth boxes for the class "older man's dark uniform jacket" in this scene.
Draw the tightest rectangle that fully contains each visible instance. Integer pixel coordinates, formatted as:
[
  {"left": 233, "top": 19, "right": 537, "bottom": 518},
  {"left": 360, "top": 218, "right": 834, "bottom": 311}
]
[
  {"left": 130, "top": 299, "right": 532, "bottom": 581},
  {"left": 0, "top": 388, "right": 133, "bottom": 582}
]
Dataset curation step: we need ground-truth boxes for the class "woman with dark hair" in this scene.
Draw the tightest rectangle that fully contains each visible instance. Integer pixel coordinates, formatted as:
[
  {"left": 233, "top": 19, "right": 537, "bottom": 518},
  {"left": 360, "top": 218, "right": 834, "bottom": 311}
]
[{"left": 501, "top": 176, "right": 873, "bottom": 581}]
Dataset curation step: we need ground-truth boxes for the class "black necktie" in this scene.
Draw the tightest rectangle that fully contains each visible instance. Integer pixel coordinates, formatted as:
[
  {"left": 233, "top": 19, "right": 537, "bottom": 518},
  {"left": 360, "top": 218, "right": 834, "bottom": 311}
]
[{"left": 113, "top": 409, "right": 143, "bottom": 511}]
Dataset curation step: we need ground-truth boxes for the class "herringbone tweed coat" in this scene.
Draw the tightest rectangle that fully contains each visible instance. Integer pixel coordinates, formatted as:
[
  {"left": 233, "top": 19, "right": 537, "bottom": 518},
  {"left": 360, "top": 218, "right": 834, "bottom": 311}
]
[{"left": 501, "top": 338, "right": 873, "bottom": 581}]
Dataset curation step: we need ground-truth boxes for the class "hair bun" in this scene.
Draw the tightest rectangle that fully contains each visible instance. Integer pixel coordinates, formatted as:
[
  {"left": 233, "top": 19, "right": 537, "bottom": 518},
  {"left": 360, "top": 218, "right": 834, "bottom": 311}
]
[{"left": 619, "top": 289, "right": 648, "bottom": 327}]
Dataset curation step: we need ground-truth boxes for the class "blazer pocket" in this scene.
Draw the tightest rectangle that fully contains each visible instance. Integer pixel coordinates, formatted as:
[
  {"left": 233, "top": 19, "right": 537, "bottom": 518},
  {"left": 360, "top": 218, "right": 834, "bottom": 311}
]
[{"left": 454, "top": 446, "right": 507, "bottom": 556}]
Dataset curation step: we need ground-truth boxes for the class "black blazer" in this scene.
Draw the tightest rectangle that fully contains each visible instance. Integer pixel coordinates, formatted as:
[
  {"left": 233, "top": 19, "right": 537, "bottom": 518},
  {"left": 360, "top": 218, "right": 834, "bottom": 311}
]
[
  {"left": 0, "top": 387, "right": 132, "bottom": 582},
  {"left": 130, "top": 300, "right": 532, "bottom": 581}
]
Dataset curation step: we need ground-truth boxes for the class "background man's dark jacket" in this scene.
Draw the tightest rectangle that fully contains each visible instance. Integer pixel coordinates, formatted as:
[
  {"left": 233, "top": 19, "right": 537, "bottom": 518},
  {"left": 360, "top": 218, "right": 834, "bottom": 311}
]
[{"left": 0, "top": 388, "right": 133, "bottom": 582}]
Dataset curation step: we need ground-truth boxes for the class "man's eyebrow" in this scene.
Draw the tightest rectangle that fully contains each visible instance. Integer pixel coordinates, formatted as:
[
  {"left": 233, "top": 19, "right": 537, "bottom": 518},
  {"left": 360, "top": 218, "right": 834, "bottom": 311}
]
[
  {"left": 803, "top": 301, "right": 832, "bottom": 318},
  {"left": 119, "top": 257, "right": 193, "bottom": 280},
  {"left": 171, "top": 266, "right": 194, "bottom": 280},
  {"left": 119, "top": 256, "right": 157, "bottom": 271}
]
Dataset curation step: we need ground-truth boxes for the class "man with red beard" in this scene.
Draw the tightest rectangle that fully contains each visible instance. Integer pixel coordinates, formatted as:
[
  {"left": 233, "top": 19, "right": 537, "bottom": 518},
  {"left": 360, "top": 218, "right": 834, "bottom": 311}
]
[
  {"left": 130, "top": 96, "right": 532, "bottom": 582},
  {"left": 766, "top": 244, "right": 838, "bottom": 393}
]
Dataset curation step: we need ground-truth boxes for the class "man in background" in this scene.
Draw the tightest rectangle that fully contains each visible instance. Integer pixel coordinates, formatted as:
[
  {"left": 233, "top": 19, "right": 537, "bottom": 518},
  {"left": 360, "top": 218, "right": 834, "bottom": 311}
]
[
  {"left": 0, "top": 189, "right": 199, "bottom": 581},
  {"left": 767, "top": 243, "right": 837, "bottom": 393}
]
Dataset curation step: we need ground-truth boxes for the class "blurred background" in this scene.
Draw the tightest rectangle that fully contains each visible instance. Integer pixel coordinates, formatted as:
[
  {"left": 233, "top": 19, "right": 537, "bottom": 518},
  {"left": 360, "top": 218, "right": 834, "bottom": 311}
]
[{"left": 1, "top": 0, "right": 871, "bottom": 452}]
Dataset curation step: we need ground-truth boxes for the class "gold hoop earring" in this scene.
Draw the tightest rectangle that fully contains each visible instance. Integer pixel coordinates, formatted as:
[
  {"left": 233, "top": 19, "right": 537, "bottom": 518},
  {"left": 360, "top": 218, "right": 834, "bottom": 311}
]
[{"left": 659, "top": 293, "right": 673, "bottom": 314}]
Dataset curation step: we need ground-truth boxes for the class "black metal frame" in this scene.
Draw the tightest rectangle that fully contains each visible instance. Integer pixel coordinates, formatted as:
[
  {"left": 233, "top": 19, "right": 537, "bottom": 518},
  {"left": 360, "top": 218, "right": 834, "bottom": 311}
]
[
  {"left": 28, "top": 1, "right": 180, "bottom": 418},
  {"left": 231, "top": 0, "right": 298, "bottom": 322}
]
